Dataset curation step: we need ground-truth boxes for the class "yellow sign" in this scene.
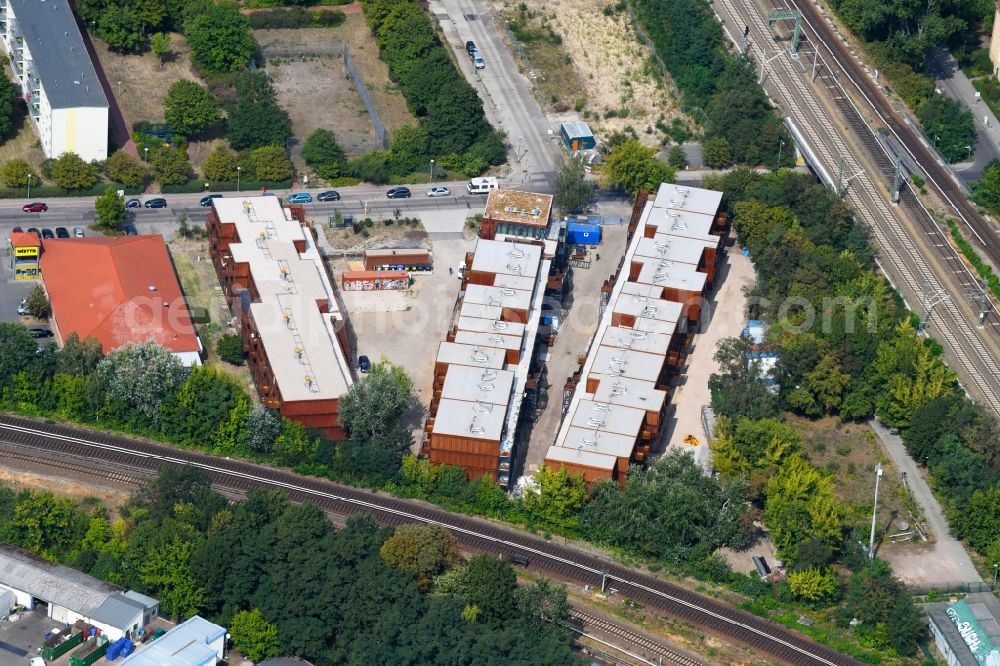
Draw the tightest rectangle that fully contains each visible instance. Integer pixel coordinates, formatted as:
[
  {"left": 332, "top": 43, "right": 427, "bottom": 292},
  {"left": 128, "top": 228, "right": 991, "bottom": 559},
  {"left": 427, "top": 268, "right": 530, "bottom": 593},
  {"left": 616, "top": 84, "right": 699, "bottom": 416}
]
[
  {"left": 14, "top": 265, "right": 39, "bottom": 280},
  {"left": 14, "top": 246, "right": 38, "bottom": 257}
]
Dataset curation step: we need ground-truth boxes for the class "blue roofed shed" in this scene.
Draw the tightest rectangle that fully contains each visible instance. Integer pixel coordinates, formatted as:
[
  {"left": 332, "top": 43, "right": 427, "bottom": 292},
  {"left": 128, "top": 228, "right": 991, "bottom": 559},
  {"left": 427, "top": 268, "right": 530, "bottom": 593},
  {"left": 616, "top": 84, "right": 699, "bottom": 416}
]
[{"left": 560, "top": 122, "right": 595, "bottom": 151}]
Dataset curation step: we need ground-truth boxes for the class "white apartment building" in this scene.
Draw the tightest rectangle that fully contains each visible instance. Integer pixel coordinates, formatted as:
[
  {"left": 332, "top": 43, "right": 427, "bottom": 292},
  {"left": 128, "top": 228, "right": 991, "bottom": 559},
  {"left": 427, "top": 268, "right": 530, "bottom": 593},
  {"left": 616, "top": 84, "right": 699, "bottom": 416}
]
[{"left": 0, "top": 0, "right": 109, "bottom": 162}]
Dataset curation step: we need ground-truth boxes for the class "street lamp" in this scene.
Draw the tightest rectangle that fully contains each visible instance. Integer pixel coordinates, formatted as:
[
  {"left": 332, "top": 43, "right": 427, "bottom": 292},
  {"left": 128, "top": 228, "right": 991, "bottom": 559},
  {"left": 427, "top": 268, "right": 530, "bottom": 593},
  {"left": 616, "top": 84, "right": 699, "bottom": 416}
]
[
  {"left": 933, "top": 135, "right": 939, "bottom": 149},
  {"left": 236, "top": 166, "right": 241, "bottom": 192},
  {"left": 967, "top": 144, "right": 973, "bottom": 158},
  {"left": 993, "top": 563, "right": 998, "bottom": 590},
  {"left": 867, "top": 463, "right": 883, "bottom": 561},
  {"left": 26, "top": 173, "right": 32, "bottom": 200},
  {"left": 778, "top": 139, "right": 785, "bottom": 164},
  {"left": 117, "top": 81, "right": 122, "bottom": 97},
  {"left": 517, "top": 136, "right": 523, "bottom": 163},
  {"left": 143, "top": 147, "right": 148, "bottom": 164},
  {"left": 429, "top": 159, "right": 434, "bottom": 184}
]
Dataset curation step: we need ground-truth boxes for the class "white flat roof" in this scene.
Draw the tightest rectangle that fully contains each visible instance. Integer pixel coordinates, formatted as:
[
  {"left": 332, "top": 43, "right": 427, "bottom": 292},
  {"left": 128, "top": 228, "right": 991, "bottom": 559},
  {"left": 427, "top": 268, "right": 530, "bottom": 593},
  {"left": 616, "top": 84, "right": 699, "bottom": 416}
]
[
  {"left": 590, "top": 376, "right": 667, "bottom": 412},
  {"left": 613, "top": 291, "right": 684, "bottom": 325},
  {"left": 599, "top": 326, "right": 672, "bottom": 356},
  {"left": 120, "top": 616, "right": 224, "bottom": 666},
  {"left": 634, "top": 235, "right": 713, "bottom": 266},
  {"left": 469, "top": 239, "right": 542, "bottom": 279},
  {"left": 559, "top": 425, "right": 636, "bottom": 459},
  {"left": 490, "top": 273, "right": 537, "bottom": 292},
  {"left": 217, "top": 196, "right": 352, "bottom": 401},
  {"left": 457, "top": 301, "right": 503, "bottom": 321},
  {"left": 464, "top": 283, "right": 533, "bottom": 312},
  {"left": 436, "top": 341, "right": 506, "bottom": 370},
  {"left": 440, "top": 365, "right": 516, "bottom": 405},
  {"left": 651, "top": 182, "right": 723, "bottom": 218},
  {"left": 569, "top": 399, "right": 647, "bottom": 437},
  {"left": 456, "top": 315, "right": 527, "bottom": 338},
  {"left": 633, "top": 261, "right": 708, "bottom": 293},
  {"left": 544, "top": 443, "right": 618, "bottom": 471},
  {"left": 433, "top": 397, "right": 506, "bottom": 442},
  {"left": 590, "top": 346, "right": 665, "bottom": 383},
  {"left": 454, "top": 329, "right": 522, "bottom": 352},
  {"left": 646, "top": 206, "right": 715, "bottom": 236}
]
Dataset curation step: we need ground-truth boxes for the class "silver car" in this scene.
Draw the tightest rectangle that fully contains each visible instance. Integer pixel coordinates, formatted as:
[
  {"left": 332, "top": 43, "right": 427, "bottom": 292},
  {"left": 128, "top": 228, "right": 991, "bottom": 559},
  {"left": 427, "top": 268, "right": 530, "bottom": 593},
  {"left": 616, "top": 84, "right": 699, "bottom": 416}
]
[{"left": 426, "top": 186, "right": 451, "bottom": 197}]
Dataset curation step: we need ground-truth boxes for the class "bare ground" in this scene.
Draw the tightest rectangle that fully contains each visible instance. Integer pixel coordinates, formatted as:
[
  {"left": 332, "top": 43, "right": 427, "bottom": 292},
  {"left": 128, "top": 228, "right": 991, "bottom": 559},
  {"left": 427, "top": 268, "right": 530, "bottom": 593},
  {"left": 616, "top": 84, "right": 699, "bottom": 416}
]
[
  {"left": 496, "top": 0, "right": 680, "bottom": 146},
  {"left": 91, "top": 33, "right": 204, "bottom": 130},
  {"left": 256, "top": 19, "right": 415, "bottom": 152}
]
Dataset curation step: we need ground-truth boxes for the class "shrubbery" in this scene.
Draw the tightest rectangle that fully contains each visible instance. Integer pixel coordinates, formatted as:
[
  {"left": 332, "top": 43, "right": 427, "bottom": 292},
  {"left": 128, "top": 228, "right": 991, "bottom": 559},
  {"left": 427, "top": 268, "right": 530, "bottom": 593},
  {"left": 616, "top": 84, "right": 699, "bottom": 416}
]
[{"left": 248, "top": 7, "right": 346, "bottom": 29}]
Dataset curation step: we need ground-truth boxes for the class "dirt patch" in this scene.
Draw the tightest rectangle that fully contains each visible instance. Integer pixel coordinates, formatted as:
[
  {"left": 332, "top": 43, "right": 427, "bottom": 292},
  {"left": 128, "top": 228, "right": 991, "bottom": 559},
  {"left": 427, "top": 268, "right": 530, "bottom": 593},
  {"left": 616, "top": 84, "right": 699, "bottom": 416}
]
[
  {"left": 256, "top": 20, "right": 415, "bottom": 145},
  {"left": 91, "top": 33, "right": 204, "bottom": 131},
  {"left": 322, "top": 218, "right": 429, "bottom": 251},
  {"left": 0, "top": 468, "right": 131, "bottom": 513},
  {"left": 497, "top": 0, "right": 678, "bottom": 146}
]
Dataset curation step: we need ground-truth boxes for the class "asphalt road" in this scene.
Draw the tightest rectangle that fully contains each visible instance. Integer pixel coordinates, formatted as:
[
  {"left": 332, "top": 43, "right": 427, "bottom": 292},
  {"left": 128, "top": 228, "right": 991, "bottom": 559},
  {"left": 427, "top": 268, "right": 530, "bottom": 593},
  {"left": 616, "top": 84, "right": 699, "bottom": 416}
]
[
  {"left": 927, "top": 48, "right": 1000, "bottom": 184},
  {"left": 0, "top": 180, "right": 494, "bottom": 227},
  {"left": 430, "top": 0, "right": 558, "bottom": 190}
]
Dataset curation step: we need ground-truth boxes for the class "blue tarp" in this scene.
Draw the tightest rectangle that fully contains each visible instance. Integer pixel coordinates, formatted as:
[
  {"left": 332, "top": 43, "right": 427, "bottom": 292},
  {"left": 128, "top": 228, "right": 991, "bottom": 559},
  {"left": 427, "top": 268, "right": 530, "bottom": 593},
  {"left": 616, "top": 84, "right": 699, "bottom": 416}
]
[{"left": 567, "top": 222, "right": 601, "bottom": 245}]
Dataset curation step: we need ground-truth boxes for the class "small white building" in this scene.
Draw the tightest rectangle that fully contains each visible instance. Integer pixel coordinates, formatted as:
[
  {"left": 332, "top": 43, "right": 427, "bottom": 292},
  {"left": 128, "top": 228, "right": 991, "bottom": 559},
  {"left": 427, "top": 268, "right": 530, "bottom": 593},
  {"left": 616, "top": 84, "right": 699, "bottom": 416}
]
[
  {"left": 0, "top": 544, "right": 158, "bottom": 640},
  {"left": 0, "top": 0, "right": 110, "bottom": 162},
  {"left": 120, "top": 615, "right": 226, "bottom": 666}
]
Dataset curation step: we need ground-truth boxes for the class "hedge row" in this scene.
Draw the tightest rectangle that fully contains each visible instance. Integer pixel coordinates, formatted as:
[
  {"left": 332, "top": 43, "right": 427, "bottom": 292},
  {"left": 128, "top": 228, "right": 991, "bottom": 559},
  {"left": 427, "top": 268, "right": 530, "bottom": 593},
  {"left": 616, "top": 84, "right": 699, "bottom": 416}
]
[
  {"left": 248, "top": 7, "right": 346, "bottom": 29},
  {"left": 160, "top": 178, "right": 293, "bottom": 194},
  {"left": 946, "top": 218, "right": 1000, "bottom": 301},
  {"left": 0, "top": 182, "right": 142, "bottom": 199}
]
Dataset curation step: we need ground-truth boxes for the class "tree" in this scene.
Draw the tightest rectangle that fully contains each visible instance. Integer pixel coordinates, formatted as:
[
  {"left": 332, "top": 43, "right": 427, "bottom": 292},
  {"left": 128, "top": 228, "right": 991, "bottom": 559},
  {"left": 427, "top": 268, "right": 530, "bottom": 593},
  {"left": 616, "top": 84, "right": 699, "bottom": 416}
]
[
  {"left": 955, "top": 484, "right": 1000, "bottom": 553},
  {"left": 25, "top": 284, "right": 50, "bottom": 319},
  {"left": 51, "top": 152, "right": 99, "bottom": 190},
  {"left": 57, "top": 333, "right": 103, "bottom": 376},
  {"left": 553, "top": 154, "right": 594, "bottom": 214},
  {"left": 302, "top": 128, "right": 346, "bottom": 180},
  {"left": 229, "top": 609, "right": 280, "bottom": 663},
  {"left": 918, "top": 94, "right": 975, "bottom": 164},
  {"left": 338, "top": 361, "right": 414, "bottom": 448},
  {"left": 874, "top": 321, "right": 956, "bottom": 428},
  {"left": 150, "top": 147, "right": 192, "bottom": 185},
  {"left": 973, "top": 159, "right": 1000, "bottom": 212},
  {"left": 708, "top": 335, "right": 781, "bottom": 420},
  {"left": 602, "top": 139, "right": 676, "bottom": 194},
  {"left": 667, "top": 144, "right": 686, "bottom": 168},
  {"left": 702, "top": 136, "right": 732, "bottom": 168},
  {"left": 11, "top": 491, "right": 81, "bottom": 557},
  {"left": 2, "top": 159, "right": 37, "bottom": 187},
  {"left": 97, "top": 6, "right": 148, "bottom": 54},
  {"left": 380, "top": 524, "right": 458, "bottom": 591},
  {"left": 164, "top": 80, "right": 219, "bottom": 137},
  {"left": 0, "top": 73, "right": 16, "bottom": 142},
  {"left": 0, "top": 323, "right": 42, "bottom": 386},
  {"left": 140, "top": 536, "right": 204, "bottom": 619},
  {"left": 105, "top": 150, "right": 145, "bottom": 188},
  {"left": 184, "top": 4, "right": 256, "bottom": 73},
  {"left": 522, "top": 465, "right": 588, "bottom": 531},
  {"left": 202, "top": 146, "right": 239, "bottom": 182},
  {"left": 387, "top": 124, "right": 429, "bottom": 176},
  {"left": 801, "top": 352, "right": 851, "bottom": 414},
  {"left": 93, "top": 341, "right": 188, "bottom": 427},
  {"left": 226, "top": 73, "right": 291, "bottom": 150},
  {"left": 763, "top": 455, "right": 843, "bottom": 560},
  {"left": 843, "top": 560, "right": 924, "bottom": 654},
  {"left": 151, "top": 32, "right": 172, "bottom": 68},
  {"left": 249, "top": 145, "right": 293, "bottom": 182},
  {"left": 95, "top": 186, "right": 127, "bottom": 231},
  {"left": 246, "top": 405, "right": 281, "bottom": 455},
  {"left": 787, "top": 567, "right": 838, "bottom": 603},
  {"left": 216, "top": 333, "right": 244, "bottom": 365}
]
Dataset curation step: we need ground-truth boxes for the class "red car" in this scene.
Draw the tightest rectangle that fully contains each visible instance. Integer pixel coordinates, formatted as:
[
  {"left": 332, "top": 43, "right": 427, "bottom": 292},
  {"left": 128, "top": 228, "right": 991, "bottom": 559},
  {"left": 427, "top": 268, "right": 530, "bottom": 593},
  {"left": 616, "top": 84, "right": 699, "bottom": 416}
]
[{"left": 22, "top": 202, "right": 48, "bottom": 213}]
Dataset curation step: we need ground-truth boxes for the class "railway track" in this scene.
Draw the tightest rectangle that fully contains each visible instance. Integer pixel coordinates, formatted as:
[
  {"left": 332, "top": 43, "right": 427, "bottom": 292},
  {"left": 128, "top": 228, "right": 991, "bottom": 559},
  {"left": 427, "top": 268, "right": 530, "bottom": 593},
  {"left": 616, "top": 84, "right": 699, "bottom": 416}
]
[
  {"left": 569, "top": 609, "right": 707, "bottom": 666},
  {"left": 0, "top": 415, "right": 861, "bottom": 666},
  {"left": 712, "top": 0, "right": 1000, "bottom": 416}
]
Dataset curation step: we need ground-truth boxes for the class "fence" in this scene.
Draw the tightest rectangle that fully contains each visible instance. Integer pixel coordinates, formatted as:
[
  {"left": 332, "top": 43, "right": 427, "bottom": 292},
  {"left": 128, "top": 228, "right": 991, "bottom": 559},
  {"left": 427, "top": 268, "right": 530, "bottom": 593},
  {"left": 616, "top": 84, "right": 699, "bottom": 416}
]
[
  {"left": 343, "top": 46, "right": 390, "bottom": 149},
  {"left": 907, "top": 582, "right": 996, "bottom": 597}
]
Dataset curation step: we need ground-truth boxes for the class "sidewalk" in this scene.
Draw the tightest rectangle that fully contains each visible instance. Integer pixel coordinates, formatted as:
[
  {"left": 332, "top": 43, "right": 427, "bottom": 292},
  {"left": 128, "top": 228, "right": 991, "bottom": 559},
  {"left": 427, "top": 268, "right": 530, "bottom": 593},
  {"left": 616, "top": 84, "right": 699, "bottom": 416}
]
[{"left": 871, "top": 419, "right": 982, "bottom": 586}]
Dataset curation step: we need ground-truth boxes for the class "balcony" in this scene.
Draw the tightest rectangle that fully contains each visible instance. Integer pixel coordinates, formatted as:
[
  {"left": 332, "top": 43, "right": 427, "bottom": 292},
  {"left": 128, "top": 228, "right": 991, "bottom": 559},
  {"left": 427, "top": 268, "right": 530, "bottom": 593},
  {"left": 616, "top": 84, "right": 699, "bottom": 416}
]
[{"left": 29, "top": 103, "right": 38, "bottom": 118}]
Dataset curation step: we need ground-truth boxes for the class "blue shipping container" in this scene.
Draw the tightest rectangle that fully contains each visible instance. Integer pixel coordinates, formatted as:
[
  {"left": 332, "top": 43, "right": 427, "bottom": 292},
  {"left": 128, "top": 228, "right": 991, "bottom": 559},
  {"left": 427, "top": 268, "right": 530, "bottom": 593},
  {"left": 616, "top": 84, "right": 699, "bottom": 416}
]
[
  {"left": 107, "top": 637, "right": 133, "bottom": 660},
  {"left": 566, "top": 222, "right": 601, "bottom": 246}
]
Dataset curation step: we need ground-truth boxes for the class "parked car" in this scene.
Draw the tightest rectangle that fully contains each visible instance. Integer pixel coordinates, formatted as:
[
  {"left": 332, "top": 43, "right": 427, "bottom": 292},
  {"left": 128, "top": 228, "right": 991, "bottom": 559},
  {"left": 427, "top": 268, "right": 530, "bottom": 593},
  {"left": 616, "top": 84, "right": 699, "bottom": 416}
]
[
  {"left": 55, "top": 227, "right": 70, "bottom": 238},
  {"left": 17, "top": 299, "right": 28, "bottom": 316},
  {"left": 73, "top": 227, "right": 85, "bottom": 238},
  {"left": 466, "top": 40, "right": 477, "bottom": 55},
  {"left": 358, "top": 355, "right": 371, "bottom": 373},
  {"left": 426, "top": 186, "right": 451, "bottom": 198},
  {"left": 11, "top": 226, "right": 22, "bottom": 233},
  {"left": 40, "top": 228, "right": 54, "bottom": 239},
  {"left": 125, "top": 198, "right": 141, "bottom": 209},
  {"left": 26, "top": 327, "right": 54, "bottom": 338},
  {"left": 200, "top": 193, "right": 223, "bottom": 207},
  {"left": 386, "top": 186, "right": 411, "bottom": 199},
  {"left": 22, "top": 202, "right": 47, "bottom": 213},
  {"left": 123, "top": 223, "right": 138, "bottom": 236},
  {"left": 473, "top": 51, "right": 486, "bottom": 70},
  {"left": 26, "top": 227, "right": 39, "bottom": 237},
  {"left": 317, "top": 190, "right": 341, "bottom": 202},
  {"left": 144, "top": 198, "right": 167, "bottom": 209},
  {"left": 287, "top": 192, "right": 313, "bottom": 204}
]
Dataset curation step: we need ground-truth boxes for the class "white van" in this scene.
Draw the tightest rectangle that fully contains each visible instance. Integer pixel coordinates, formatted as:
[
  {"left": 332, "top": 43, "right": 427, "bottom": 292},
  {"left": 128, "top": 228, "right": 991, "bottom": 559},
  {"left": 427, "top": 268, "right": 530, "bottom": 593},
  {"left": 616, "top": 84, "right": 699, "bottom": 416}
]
[{"left": 467, "top": 176, "right": 499, "bottom": 194}]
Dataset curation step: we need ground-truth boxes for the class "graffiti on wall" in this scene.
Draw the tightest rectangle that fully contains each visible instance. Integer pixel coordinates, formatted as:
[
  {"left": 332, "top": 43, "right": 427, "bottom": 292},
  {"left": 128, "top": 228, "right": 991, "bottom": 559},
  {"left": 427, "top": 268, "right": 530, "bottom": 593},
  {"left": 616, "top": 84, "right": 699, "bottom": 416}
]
[{"left": 343, "top": 277, "right": 409, "bottom": 291}]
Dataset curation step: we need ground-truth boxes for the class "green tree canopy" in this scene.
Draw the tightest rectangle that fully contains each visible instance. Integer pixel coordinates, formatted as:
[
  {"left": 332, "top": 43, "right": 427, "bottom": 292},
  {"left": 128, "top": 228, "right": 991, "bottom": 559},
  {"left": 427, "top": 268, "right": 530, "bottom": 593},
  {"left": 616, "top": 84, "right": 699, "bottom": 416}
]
[
  {"left": 201, "top": 146, "right": 239, "bottom": 182},
  {"left": 338, "top": 361, "right": 414, "bottom": 451},
  {"left": 249, "top": 145, "right": 293, "bottom": 182},
  {"left": 553, "top": 154, "right": 594, "bottom": 214},
  {"left": 105, "top": 150, "right": 146, "bottom": 188},
  {"left": 150, "top": 146, "right": 192, "bottom": 185},
  {"left": 302, "top": 128, "right": 346, "bottom": 180},
  {"left": 229, "top": 609, "right": 280, "bottom": 663},
  {"left": 51, "top": 152, "right": 99, "bottom": 190},
  {"left": 379, "top": 524, "right": 458, "bottom": 591},
  {"left": 602, "top": 139, "right": 675, "bottom": 195},
  {"left": 95, "top": 186, "right": 127, "bottom": 231},
  {"left": 764, "top": 455, "right": 844, "bottom": 561},
  {"left": 226, "top": 73, "right": 291, "bottom": 150},
  {"left": 93, "top": 341, "right": 188, "bottom": 428},
  {"left": 0, "top": 73, "right": 17, "bottom": 142},
  {"left": 164, "top": 80, "right": 219, "bottom": 137},
  {"left": 918, "top": 94, "right": 975, "bottom": 163},
  {"left": 184, "top": 4, "right": 256, "bottom": 73},
  {"left": 25, "top": 284, "right": 50, "bottom": 319},
  {"left": 522, "top": 465, "right": 588, "bottom": 531},
  {"left": 2, "top": 159, "right": 37, "bottom": 188}
]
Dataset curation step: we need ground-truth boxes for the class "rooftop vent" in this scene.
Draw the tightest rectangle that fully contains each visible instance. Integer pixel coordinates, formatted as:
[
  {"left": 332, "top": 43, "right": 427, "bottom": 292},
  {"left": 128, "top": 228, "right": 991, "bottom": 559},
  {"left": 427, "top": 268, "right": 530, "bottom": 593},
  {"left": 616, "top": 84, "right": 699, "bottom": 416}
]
[
  {"left": 530, "top": 207, "right": 541, "bottom": 216},
  {"left": 508, "top": 247, "right": 525, "bottom": 259},
  {"left": 147, "top": 285, "right": 156, "bottom": 292},
  {"left": 505, "top": 206, "right": 517, "bottom": 213}
]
